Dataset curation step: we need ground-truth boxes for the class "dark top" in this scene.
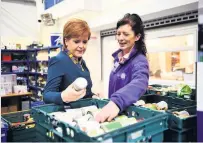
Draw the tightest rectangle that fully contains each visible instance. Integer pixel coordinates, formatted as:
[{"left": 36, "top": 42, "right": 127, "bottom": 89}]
[{"left": 43, "top": 51, "right": 93, "bottom": 104}]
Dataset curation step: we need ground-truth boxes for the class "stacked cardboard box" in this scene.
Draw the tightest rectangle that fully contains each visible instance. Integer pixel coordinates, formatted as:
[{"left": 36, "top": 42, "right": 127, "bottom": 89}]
[{"left": 1, "top": 74, "right": 17, "bottom": 95}]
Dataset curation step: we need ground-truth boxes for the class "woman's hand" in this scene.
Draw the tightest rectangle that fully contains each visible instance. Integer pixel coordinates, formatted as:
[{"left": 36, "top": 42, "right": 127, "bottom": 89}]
[
  {"left": 61, "top": 83, "right": 86, "bottom": 102},
  {"left": 95, "top": 101, "right": 120, "bottom": 123}
]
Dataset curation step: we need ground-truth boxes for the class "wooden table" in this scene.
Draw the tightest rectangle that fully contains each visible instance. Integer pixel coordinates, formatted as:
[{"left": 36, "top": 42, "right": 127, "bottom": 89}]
[{"left": 1, "top": 92, "right": 32, "bottom": 113}]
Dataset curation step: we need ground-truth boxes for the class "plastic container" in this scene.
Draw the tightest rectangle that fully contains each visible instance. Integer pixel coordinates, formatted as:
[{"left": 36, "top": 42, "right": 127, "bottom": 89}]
[
  {"left": 167, "top": 106, "right": 197, "bottom": 130},
  {"left": 147, "top": 84, "right": 169, "bottom": 96},
  {"left": 1, "top": 121, "right": 8, "bottom": 142},
  {"left": 164, "top": 128, "right": 197, "bottom": 142},
  {"left": 31, "top": 101, "right": 45, "bottom": 108},
  {"left": 1, "top": 110, "right": 36, "bottom": 142},
  {"left": 139, "top": 94, "right": 196, "bottom": 111},
  {"left": 31, "top": 98, "right": 168, "bottom": 142}
]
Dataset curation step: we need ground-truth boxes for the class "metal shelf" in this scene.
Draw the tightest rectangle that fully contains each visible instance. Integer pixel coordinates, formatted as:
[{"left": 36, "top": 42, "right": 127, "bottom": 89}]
[
  {"left": 28, "top": 85, "right": 44, "bottom": 91},
  {"left": 27, "top": 45, "right": 62, "bottom": 51},
  {"left": 1, "top": 49, "right": 27, "bottom": 52},
  {"left": 1, "top": 60, "right": 27, "bottom": 64},
  {"left": 29, "top": 72, "right": 47, "bottom": 75},
  {"left": 2, "top": 72, "right": 27, "bottom": 75},
  {"left": 28, "top": 60, "right": 48, "bottom": 63}
]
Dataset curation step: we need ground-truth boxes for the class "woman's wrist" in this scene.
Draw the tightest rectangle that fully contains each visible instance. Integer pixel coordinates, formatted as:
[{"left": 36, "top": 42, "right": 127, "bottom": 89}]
[{"left": 61, "top": 90, "right": 67, "bottom": 102}]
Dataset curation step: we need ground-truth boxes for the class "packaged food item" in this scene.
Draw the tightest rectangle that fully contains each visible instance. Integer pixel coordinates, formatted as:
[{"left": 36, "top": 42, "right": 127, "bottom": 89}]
[
  {"left": 133, "top": 100, "right": 145, "bottom": 106},
  {"left": 101, "top": 121, "right": 123, "bottom": 132},
  {"left": 78, "top": 121, "right": 101, "bottom": 133},
  {"left": 143, "top": 103, "right": 157, "bottom": 110},
  {"left": 173, "top": 110, "right": 190, "bottom": 119},
  {"left": 156, "top": 101, "right": 168, "bottom": 110},
  {"left": 114, "top": 115, "right": 128, "bottom": 121},
  {"left": 81, "top": 105, "right": 98, "bottom": 115},
  {"left": 73, "top": 77, "right": 88, "bottom": 91},
  {"left": 119, "top": 117, "right": 137, "bottom": 126}
]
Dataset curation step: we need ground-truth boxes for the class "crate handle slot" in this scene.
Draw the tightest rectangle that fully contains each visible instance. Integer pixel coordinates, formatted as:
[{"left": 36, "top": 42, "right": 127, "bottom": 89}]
[
  {"left": 54, "top": 121, "right": 80, "bottom": 139},
  {"left": 172, "top": 119, "right": 178, "bottom": 126}
]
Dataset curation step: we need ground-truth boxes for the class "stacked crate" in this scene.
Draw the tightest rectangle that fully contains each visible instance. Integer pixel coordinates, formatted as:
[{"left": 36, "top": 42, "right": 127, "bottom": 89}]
[
  {"left": 31, "top": 98, "right": 168, "bottom": 142},
  {"left": 138, "top": 94, "right": 197, "bottom": 142}
]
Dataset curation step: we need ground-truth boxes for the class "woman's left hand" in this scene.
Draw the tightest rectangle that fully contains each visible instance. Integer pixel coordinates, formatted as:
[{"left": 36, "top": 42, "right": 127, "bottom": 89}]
[{"left": 95, "top": 101, "right": 120, "bottom": 123}]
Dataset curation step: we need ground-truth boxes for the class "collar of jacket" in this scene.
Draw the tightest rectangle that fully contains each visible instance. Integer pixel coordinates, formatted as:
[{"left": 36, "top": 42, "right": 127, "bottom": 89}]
[
  {"left": 112, "top": 45, "right": 138, "bottom": 65},
  {"left": 64, "top": 49, "right": 82, "bottom": 64}
]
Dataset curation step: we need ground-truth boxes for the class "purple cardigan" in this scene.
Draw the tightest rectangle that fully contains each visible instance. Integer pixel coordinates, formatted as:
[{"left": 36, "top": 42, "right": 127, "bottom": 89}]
[{"left": 109, "top": 47, "right": 149, "bottom": 112}]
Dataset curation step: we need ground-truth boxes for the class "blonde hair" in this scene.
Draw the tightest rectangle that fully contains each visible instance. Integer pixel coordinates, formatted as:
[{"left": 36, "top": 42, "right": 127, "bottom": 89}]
[{"left": 63, "top": 18, "right": 91, "bottom": 50}]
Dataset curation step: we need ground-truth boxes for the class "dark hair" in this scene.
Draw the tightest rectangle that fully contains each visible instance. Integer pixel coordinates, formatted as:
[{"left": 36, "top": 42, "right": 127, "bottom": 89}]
[{"left": 116, "top": 13, "right": 147, "bottom": 56}]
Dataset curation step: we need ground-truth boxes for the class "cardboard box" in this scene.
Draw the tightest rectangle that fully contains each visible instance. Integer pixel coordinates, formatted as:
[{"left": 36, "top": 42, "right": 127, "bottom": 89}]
[
  {"left": 13, "top": 85, "right": 27, "bottom": 94},
  {"left": 1, "top": 83, "right": 13, "bottom": 95},
  {"left": 1, "top": 107, "right": 9, "bottom": 114},
  {"left": 1, "top": 74, "right": 17, "bottom": 85},
  {"left": 1, "top": 99, "right": 18, "bottom": 113},
  {"left": 8, "top": 105, "right": 18, "bottom": 112},
  {"left": 1, "top": 105, "right": 18, "bottom": 113}
]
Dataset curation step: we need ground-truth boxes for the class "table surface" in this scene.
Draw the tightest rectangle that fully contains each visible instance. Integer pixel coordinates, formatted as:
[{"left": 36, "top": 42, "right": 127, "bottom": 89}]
[{"left": 1, "top": 92, "right": 32, "bottom": 98}]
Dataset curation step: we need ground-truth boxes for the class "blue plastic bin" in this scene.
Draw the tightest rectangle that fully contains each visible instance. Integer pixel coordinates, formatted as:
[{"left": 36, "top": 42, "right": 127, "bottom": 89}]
[
  {"left": 31, "top": 101, "right": 45, "bottom": 108},
  {"left": 1, "top": 121, "right": 8, "bottom": 142}
]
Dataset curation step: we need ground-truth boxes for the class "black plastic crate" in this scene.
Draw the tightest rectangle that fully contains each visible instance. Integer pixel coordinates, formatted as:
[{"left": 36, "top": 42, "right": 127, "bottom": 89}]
[
  {"left": 1, "top": 110, "right": 36, "bottom": 142},
  {"left": 164, "top": 128, "right": 197, "bottom": 142},
  {"left": 32, "top": 98, "right": 168, "bottom": 142},
  {"left": 147, "top": 84, "right": 169, "bottom": 96},
  {"left": 147, "top": 84, "right": 196, "bottom": 100},
  {"left": 167, "top": 106, "right": 197, "bottom": 130},
  {"left": 35, "top": 123, "right": 164, "bottom": 142},
  {"left": 167, "top": 88, "right": 196, "bottom": 100},
  {"left": 139, "top": 94, "right": 196, "bottom": 111},
  {"left": 35, "top": 124, "right": 64, "bottom": 142}
]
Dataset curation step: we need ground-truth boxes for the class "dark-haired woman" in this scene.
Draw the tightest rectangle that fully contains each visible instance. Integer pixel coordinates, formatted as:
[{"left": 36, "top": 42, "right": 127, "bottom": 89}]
[{"left": 96, "top": 13, "right": 149, "bottom": 122}]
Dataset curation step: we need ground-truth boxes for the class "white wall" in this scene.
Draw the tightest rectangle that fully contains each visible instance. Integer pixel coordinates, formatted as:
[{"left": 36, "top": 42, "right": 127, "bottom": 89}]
[
  {"left": 37, "top": 0, "right": 199, "bottom": 96},
  {"left": 89, "top": 0, "right": 198, "bottom": 30},
  {"left": 1, "top": 1, "right": 38, "bottom": 44}
]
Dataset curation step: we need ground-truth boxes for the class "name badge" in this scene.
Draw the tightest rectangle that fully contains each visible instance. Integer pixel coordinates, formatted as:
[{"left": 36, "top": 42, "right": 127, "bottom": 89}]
[
  {"left": 121, "top": 73, "right": 126, "bottom": 79},
  {"left": 112, "top": 62, "right": 120, "bottom": 72}
]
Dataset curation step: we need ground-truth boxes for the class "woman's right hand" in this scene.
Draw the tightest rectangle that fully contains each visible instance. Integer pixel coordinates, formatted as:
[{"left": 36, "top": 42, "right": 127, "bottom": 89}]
[{"left": 61, "top": 83, "right": 86, "bottom": 102}]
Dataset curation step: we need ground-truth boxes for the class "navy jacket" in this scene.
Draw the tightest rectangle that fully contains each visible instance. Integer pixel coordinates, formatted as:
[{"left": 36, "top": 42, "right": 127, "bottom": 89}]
[
  {"left": 109, "top": 47, "right": 149, "bottom": 112},
  {"left": 43, "top": 51, "right": 93, "bottom": 104}
]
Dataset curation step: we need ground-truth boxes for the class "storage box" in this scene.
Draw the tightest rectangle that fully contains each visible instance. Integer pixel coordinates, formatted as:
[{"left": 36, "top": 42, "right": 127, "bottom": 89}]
[
  {"left": 1, "top": 107, "right": 9, "bottom": 114},
  {"left": 164, "top": 128, "right": 197, "bottom": 142},
  {"left": 1, "top": 121, "right": 8, "bottom": 142},
  {"left": 1, "top": 110, "right": 36, "bottom": 142},
  {"left": 139, "top": 94, "right": 196, "bottom": 111},
  {"left": 137, "top": 95, "right": 197, "bottom": 142},
  {"left": 1, "top": 83, "right": 13, "bottom": 95},
  {"left": 1, "top": 74, "right": 17, "bottom": 85},
  {"left": 32, "top": 98, "right": 168, "bottom": 142},
  {"left": 2, "top": 53, "right": 11, "bottom": 61},
  {"left": 167, "top": 106, "right": 197, "bottom": 130},
  {"left": 31, "top": 101, "right": 45, "bottom": 108},
  {"left": 13, "top": 85, "right": 27, "bottom": 94}
]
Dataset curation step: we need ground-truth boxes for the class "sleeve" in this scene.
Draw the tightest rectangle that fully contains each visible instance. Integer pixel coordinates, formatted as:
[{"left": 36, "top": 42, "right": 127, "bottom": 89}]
[
  {"left": 43, "top": 57, "right": 64, "bottom": 104},
  {"left": 110, "top": 59, "right": 149, "bottom": 112}
]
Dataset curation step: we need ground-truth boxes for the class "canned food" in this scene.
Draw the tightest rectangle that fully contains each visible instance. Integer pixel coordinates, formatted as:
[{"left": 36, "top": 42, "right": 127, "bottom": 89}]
[
  {"left": 119, "top": 117, "right": 137, "bottom": 126},
  {"left": 101, "top": 121, "right": 123, "bottom": 132},
  {"left": 156, "top": 101, "right": 168, "bottom": 110},
  {"left": 23, "top": 114, "right": 31, "bottom": 121},
  {"left": 81, "top": 105, "right": 98, "bottom": 115},
  {"left": 74, "top": 114, "right": 94, "bottom": 124},
  {"left": 78, "top": 121, "right": 101, "bottom": 133},
  {"left": 87, "top": 128, "right": 105, "bottom": 137},
  {"left": 114, "top": 115, "right": 128, "bottom": 121}
]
